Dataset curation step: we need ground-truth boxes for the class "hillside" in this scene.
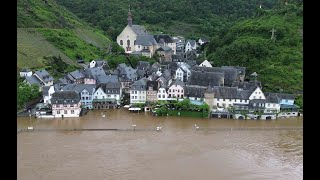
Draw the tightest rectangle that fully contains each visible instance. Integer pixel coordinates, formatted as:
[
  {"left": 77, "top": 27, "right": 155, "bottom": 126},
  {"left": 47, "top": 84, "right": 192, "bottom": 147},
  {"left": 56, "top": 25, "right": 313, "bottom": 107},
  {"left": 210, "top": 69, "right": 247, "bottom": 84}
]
[
  {"left": 17, "top": 0, "right": 112, "bottom": 71},
  {"left": 55, "top": 0, "right": 279, "bottom": 40},
  {"left": 206, "top": 3, "right": 303, "bottom": 95}
]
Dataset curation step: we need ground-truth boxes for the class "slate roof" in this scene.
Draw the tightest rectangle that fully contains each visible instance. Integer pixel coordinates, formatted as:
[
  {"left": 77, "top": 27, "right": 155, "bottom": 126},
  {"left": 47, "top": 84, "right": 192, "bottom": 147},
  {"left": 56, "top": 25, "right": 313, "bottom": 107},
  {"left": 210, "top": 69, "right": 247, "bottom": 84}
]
[
  {"left": 168, "top": 62, "right": 178, "bottom": 75},
  {"left": 136, "top": 69, "right": 146, "bottom": 77},
  {"left": 136, "top": 35, "right": 158, "bottom": 46},
  {"left": 131, "top": 25, "right": 148, "bottom": 35},
  {"left": 57, "top": 77, "right": 69, "bottom": 84},
  {"left": 51, "top": 91, "right": 80, "bottom": 104},
  {"left": 95, "top": 60, "right": 107, "bottom": 67},
  {"left": 69, "top": 70, "right": 85, "bottom": 80},
  {"left": 34, "top": 69, "right": 54, "bottom": 82},
  {"left": 162, "top": 69, "right": 171, "bottom": 80},
  {"left": 192, "top": 66, "right": 238, "bottom": 86},
  {"left": 188, "top": 71, "right": 224, "bottom": 87},
  {"left": 222, "top": 66, "right": 246, "bottom": 76},
  {"left": 234, "top": 81, "right": 262, "bottom": 91},
  {"left": 212, "top": 86, "right": 238, "bottom": 99},
  {"left": 264, "top": 92, "right": 295, "bottom": 101},
  {"left": 146, "top": 81, "right": 159, "bottom": 91},
  {"left": 264, "top": 92, "right": 280, "bottom": 103},
  {"left": 21, "top": 68, "right": 32, "bottom": 72},
  {"left": 96, "top": 74, "right": 118, "bottom": 84},
  {"left": 96, "top": 82, "right": 121, "bottom": 94},
  {"left": 84, "top": 67, "right": 106, "bottom": 79},
  {"left": 157, "top": 46, "right": 172, "bottom": 52},
  {"left": 170, "top": 80, "right": 185, "bottom": 87},
  {"left": 62, "top": 84, "right": 96, "bottom": 95},
  {"left": 186, "top": 39, "right": 196, "bottom": 46},
  {"left": 235, "top": 90, "right": 251, "bottom": 100},
  {"left": 153, "top": 34, "right": 174, "bottom": 43},
  {"left": 131, "top": 79, "right": 147, "bottom": 90},
  {"left": 137, "top": 61, "right": 150, "bottom": 70},
  {"left": 184, "top": 85, "right": 207, "bottom": 98},
  {"left": 25, "top": 76, "right": 41, "bottom": 86}
]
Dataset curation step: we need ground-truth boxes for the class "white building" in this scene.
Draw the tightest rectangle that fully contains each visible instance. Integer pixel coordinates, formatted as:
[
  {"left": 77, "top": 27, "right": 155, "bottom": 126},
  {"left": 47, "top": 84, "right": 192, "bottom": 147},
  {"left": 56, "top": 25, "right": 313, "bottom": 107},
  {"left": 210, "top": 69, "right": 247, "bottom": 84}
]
[
  {"left": 185, "top": 39, "right": 197, "bottom": 52},
  {"left": 157, "top": 86, "right": 168, "bottom": 101},
  {"left": 19, "top": 68, "right": 32, "bottom": 77},
  {"left": 51, "top": 91, "right": 81, "bottom": 118},
  {"left": 199, "top": 60, "right": 212, "bottom": 67},
  {"left": 130, "top": 79, "right": 147, "bottom": 104}
]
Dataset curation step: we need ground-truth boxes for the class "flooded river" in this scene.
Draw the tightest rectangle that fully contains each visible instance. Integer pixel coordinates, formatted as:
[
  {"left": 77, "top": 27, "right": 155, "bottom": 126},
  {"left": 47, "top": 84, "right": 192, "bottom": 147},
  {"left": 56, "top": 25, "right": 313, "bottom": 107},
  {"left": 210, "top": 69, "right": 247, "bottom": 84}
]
[{"left": 17, "top": 109, "right": 303, "bottom": 180}]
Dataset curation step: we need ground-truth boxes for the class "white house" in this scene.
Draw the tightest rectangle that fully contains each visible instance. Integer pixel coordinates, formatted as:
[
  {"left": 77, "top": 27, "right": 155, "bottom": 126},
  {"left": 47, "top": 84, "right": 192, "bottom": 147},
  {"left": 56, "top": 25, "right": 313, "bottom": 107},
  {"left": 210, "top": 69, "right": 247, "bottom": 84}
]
[
  {"left": 92, "top": 82, "right": 121, "bottom": 108},
  {"left": 19, "top": 68, "right": 32, "bottom": 77},
  {"left": 175, "top": 63, "right": 191, "bottom": 82},
  {"left": 249, "top": 86, "right": 266, "bottom": 100},
  {"left": 199, "top": 60, "right": 212, "bottom": 67},
  {"left": 185, "top": 39, "right": 197, "bottom": 52},
  {"left": 157, "top": 86, "right": 168, "bottom": 101},
  {"left": 42, "top": 85, "right": 55, "bottom": 104},
  {"left": 51, "top": 91, "right": 81, "bottom": 118},
  {"left": 130, "top": 79, "right": 147, "bottom": 104}
]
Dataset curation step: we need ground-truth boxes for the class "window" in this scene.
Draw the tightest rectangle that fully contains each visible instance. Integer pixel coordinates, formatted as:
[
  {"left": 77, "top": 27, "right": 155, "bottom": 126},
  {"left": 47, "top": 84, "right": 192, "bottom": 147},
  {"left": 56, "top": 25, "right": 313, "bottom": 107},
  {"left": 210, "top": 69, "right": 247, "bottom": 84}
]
[
  {"left": 273, "top": 104, "right": 275, "bottom": 107},
  {"left": 181, "top": 95, "right": 183, "bottom": 98},
  {"left": 162, "top": 95, "right": 165, "bottom": 98},
  {"left": 114, "top": 95, "right": 116, "bottom": 97},
  {"left": 108, "top": 95, "right": 111, "bottom": 97},
  {"left": 177, "top": 94, "right": 180, "bottom": 98},
  {"left": 102, "top": 96, "right": 105, "bottom": 99},
  {"left": 259, "top": 96, "right": 261, "bottom": 99},
  {"left": 163, "top": 90, "right": 165, "bottom": 93},
  {"left": 71, "top": 110, "right": 74, "bottom": 114},
  {"left": 169, "top": 89, "right": 171, "bottom": 92},
  {"left": 178, "top": 90, "right": 180, "bottom": 93},
  {"left": 158, "top": 95, "right": 161, "bottom": 98},
  {"left": 120, "top": 40, "right": 123, "bottom": 45},
  {"left": 253, "top": 96, "right": 256, "bottom": 99},
  {"left": 253, "top": 103, "right": 256, "bottom": 107},
  {"left": 127, "top": 40, "right": 130, "bottom": 46},
  {"left": 89, "top": 97, "right": 91, "bottom": 100},
  {"left": 255, "top": 92, "right": 257, "bottom": 94},
  {"left": 285, "top": 100, "right": 288, "bottom": 102},
  {"left": 57, "top": 110, "right": 60, "bottom": 114},
  {"left": 131, "top": 96, "right": 134, "bottom": 99},
  {"left": 138, "top": 45, "right": 140, "bottom": 48},
  {"left": 82, "top": 97, "right": 85, "bottom": 100},
  {"left": 134, "top": 40, "right": 136, "bottom": 45},
  {"left": 217, "top": 103, "right": 219, "bottom": 107},
  {"left": 86, "top": 97, "right": 88, "bottom": 100},
  {"left": 64, "top": 110, "right": 67, "bottom": 114},
  {"left": 181, "top": 90, "right": 183, "bottom": 93}
]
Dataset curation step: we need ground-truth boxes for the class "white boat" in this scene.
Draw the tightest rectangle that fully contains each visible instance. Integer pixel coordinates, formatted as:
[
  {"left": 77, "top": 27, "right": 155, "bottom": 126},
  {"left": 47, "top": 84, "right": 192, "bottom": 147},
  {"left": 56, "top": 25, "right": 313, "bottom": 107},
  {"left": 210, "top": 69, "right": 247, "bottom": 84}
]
[{"left": 124, "top": 105, "right": 131, "bottom": 108}]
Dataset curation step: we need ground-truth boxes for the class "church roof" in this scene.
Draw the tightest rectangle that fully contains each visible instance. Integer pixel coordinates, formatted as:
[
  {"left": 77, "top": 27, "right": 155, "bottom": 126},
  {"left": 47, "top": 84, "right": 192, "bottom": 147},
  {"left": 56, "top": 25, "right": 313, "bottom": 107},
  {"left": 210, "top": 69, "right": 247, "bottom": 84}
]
[
  {"left": 131, "top": 25, "right": 148, "bottom": 35},
  {"left": 136, "top": 35, "right": 158, "bottom": 46}
]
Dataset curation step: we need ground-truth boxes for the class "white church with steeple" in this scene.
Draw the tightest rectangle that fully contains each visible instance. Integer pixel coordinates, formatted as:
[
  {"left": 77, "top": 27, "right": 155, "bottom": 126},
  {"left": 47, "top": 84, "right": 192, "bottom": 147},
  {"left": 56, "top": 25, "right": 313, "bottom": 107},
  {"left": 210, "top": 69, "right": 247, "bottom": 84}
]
[{"left": 116, "top": 7, "right": 158, "bottom": 58}]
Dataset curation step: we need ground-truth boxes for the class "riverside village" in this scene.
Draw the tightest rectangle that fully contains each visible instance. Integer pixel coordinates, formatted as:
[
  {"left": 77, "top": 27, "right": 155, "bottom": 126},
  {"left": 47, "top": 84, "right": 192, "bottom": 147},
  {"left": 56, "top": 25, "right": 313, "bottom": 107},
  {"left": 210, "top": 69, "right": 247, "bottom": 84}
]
[{"left": 19, "top": 9, "right": 301, "bottom": 120}]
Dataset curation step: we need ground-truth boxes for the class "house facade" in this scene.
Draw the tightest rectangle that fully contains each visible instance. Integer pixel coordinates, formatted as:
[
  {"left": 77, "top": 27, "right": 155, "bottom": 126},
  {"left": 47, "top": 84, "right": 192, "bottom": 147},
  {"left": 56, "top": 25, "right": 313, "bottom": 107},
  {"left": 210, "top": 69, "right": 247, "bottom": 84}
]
[
  {"left": 146, "top": 81, "right": 159, "bottom": 102},
  {"left": 51, "top": 91, "right": 81, "bottom": 118},
  {"left": 42, "top": 85, "right": 55, "bottom": 104},
  {"left": 92, "top": 82, "right": 121, "bottom": 109},
  {"left": 185, "top": 39, "right": 197, "bottom": 52},
  {"left": 157, "top": 86, "right": 168, "bottom": 101},
  {"left": 130, "top": 79, "right": 147, "bottom": 104},
  {"left": 168, "top": 80, "right": 185, "bottom": 99}
]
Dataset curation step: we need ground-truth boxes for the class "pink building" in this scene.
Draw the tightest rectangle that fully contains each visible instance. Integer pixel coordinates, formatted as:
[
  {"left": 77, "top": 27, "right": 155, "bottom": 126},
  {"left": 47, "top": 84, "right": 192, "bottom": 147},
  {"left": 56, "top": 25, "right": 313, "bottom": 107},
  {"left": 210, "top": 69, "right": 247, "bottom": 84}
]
[{"left": 168, "top": 80, "right": 185, "bottom": 99}]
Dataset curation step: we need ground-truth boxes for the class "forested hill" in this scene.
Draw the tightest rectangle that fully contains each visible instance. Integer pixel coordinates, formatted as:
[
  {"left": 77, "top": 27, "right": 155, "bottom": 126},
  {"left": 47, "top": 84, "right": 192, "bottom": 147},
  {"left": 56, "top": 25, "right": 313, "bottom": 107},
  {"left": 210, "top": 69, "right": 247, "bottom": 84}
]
[
  {"left": 17, "top": 0, "right": 112, "bottom": 72},
  {"left": 55, "top": 0, "right": 278, "bottom": 40},
  {"left": 206, "top": 2, "right": 303, "bottom": 95}
]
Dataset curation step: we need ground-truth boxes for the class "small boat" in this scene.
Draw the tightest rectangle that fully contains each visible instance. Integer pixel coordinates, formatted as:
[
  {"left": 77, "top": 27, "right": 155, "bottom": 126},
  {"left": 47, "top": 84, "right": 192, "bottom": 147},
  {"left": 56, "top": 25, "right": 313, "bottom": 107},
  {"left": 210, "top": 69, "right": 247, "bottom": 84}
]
[{"left": 123, "top": 105, "right": 131, "bottom": 108}]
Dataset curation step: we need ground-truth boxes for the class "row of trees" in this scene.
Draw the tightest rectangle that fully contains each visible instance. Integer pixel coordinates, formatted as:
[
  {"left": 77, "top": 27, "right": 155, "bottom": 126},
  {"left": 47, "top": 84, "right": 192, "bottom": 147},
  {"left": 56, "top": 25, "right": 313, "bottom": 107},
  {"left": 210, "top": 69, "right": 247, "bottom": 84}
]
[{"left": 155, "top": 99, "right": 210, "bottom": 116}]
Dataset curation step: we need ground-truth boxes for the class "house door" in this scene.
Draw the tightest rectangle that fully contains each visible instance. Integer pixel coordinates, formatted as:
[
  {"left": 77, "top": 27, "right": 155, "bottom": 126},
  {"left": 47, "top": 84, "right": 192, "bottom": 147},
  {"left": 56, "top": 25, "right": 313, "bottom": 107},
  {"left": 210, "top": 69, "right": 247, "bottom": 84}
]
[{"left": 126, "top": 46, "right": 131, "bottom": 51}]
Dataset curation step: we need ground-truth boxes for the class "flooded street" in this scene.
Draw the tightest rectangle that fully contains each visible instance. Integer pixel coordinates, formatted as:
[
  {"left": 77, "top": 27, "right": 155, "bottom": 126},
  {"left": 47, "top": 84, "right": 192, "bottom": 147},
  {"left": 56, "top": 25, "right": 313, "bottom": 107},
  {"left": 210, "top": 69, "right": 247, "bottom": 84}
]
[{"left": 17, "top": 109, "right": 303, "bottom": 180}]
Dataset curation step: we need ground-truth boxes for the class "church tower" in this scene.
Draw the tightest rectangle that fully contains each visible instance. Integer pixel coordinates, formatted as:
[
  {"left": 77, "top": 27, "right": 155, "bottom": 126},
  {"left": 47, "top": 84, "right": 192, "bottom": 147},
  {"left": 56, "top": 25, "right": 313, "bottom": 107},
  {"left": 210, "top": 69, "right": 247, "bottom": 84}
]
[{"left": 127, "top": 6, "right": 132, "bottom": 27}]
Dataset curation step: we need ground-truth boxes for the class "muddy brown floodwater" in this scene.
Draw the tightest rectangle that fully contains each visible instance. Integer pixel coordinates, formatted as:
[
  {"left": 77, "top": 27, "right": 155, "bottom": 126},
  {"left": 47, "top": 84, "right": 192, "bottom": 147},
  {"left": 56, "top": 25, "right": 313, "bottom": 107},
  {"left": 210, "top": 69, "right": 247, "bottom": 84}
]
[{"left": 17, "top": 109, "right": 303, "bottom": 180}]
